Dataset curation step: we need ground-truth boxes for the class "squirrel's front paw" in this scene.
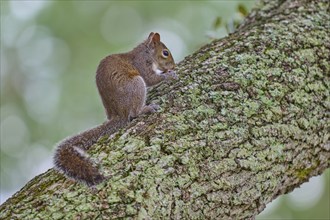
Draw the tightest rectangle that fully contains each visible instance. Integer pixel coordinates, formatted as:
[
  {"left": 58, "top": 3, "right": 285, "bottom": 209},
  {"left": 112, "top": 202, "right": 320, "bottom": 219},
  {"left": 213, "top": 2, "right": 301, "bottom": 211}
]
[{"left": 164, "top": 70, "right": 178, "bottom": 80}]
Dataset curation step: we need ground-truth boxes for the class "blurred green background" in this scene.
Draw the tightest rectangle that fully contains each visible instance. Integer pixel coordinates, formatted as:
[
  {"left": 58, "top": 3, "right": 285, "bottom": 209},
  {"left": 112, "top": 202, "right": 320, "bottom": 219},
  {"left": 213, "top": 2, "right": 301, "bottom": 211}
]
[{"left": 0, "top": 1, "right": 329, "bottom": 218}]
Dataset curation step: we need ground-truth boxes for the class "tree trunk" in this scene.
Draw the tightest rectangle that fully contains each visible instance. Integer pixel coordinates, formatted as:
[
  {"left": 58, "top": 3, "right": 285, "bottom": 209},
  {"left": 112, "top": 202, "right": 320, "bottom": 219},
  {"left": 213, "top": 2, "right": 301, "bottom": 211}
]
[{"left": 1, "top": 0, "right": 329, "bottom": 219}]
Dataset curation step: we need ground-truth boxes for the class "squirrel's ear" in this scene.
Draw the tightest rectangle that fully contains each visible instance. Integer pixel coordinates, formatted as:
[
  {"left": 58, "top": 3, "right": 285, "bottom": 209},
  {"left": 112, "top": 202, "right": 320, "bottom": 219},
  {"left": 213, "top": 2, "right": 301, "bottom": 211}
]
[
  {"left": 152, "top": 33, "right": 160, "bottom": 42},
  {"left": 147, "top": 32, "right": 160, "bottom": 45},
  {"left": 148, "top": 32, "right": 155, "bottom": 40}
]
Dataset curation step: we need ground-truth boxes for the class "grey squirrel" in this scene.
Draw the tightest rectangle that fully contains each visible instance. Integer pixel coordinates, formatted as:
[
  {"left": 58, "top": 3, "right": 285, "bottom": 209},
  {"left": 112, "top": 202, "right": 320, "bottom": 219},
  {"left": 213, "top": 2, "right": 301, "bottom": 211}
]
[{"left": 54, "top": 32, "right": 177, "bottom": 186}]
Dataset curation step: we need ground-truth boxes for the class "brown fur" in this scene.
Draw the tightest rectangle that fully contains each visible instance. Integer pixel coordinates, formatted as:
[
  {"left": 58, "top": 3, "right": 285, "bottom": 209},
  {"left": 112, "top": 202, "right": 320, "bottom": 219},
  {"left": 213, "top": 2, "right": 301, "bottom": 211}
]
[{"left": 54, "top": 32, "right": 176, "bottom": 186}]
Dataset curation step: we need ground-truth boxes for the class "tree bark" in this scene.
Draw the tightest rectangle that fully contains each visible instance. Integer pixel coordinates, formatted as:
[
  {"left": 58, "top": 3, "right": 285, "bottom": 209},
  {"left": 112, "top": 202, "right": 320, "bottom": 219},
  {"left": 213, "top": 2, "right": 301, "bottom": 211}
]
[{"left": 1, "top": 0, "right": 329, "bottom": 219}]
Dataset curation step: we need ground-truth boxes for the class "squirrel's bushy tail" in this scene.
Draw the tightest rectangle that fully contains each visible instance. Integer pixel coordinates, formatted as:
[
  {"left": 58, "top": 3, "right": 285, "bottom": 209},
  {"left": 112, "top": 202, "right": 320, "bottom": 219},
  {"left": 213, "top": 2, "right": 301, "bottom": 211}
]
[{"left": 53, "top": 118, "right": 126, "bottom": 186}]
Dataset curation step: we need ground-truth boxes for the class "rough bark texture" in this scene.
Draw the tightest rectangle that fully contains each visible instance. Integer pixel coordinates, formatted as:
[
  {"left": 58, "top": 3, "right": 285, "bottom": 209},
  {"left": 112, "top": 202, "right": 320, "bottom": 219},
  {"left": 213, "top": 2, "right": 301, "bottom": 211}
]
[{"left": 1, "top": 0, "right": 329, "bottom": 219}]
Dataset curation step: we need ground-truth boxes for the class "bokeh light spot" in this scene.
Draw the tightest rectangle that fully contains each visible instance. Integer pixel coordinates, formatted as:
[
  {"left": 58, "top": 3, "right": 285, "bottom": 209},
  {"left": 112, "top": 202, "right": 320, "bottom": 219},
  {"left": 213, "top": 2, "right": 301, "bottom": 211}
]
[
  {"left": 0, "top": 115, "right": 29, "bottom": 156},
  {"left": 100, "top": 6, "right": 143, "bottom": 47},
  {"left": 288, "top": 175, "right": 325, "bottom": 209},
  {"left": 9, "top": 1, "right": 48, "bottom": 20}
]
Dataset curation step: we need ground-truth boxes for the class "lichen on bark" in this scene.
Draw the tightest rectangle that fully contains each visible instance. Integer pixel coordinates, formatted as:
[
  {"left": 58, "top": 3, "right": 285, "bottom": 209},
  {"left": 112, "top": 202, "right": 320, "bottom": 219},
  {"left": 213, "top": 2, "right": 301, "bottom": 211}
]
[{"left": 0, "top": 0, "right": 329, "bottom": 219}]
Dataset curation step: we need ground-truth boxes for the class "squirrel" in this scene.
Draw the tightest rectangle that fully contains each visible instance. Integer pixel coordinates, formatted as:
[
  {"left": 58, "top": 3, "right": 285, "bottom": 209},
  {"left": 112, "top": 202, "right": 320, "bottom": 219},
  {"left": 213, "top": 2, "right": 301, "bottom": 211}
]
[{"left": 53, "top": 32, "right": 177, "bottom": 187}]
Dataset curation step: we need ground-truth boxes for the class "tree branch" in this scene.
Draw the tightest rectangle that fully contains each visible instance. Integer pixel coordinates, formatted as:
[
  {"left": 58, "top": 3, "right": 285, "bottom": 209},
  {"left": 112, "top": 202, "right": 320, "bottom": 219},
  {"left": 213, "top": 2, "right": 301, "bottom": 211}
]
[{"left": 1, "top": 0, "right": 329, "bottom": 219}]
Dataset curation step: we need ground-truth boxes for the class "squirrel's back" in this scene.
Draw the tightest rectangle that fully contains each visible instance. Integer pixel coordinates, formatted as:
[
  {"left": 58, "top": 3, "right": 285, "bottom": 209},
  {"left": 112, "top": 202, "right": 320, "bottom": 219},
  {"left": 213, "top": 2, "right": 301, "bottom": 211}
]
[{"left": 96, "top": 54, "right": 148, "bottom": 121}]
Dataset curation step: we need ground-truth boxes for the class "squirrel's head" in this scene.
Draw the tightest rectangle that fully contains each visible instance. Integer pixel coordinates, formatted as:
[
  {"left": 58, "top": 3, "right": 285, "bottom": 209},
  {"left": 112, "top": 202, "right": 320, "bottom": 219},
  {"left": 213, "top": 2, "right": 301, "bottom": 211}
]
[{"left": 146, "top": 32, "right": 175, "bottom": 73}]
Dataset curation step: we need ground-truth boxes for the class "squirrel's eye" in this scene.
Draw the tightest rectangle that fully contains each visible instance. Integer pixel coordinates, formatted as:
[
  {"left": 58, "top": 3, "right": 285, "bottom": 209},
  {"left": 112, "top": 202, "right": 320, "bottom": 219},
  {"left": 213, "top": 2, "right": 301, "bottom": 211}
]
[{"left": 162, "top": 50, "right": 169, "bottom": 57}]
